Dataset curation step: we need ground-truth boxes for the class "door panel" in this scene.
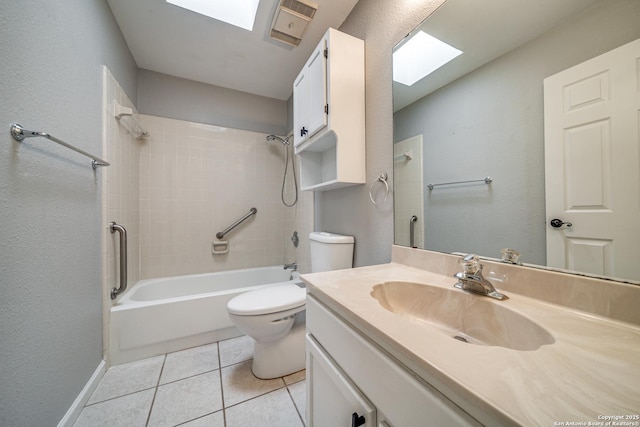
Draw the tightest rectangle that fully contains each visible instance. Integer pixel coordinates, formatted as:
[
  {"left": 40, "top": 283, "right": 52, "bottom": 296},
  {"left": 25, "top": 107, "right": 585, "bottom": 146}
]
[{"left": 544, "top": 38, "right": 640, "bottom": 281}]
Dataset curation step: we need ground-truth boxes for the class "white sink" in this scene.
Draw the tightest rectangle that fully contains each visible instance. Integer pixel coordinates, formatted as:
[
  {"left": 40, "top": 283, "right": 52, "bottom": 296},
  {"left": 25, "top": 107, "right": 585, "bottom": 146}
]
[{"left": 371, "top": 281, "right": 554, "bottom": 351}]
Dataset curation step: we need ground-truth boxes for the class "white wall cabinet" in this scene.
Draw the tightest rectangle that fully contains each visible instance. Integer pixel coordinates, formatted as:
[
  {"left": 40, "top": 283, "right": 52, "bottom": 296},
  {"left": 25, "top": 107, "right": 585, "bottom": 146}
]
[
  {"left": 306, "top": 296, "right": 482, "bottom": 427},
  {"left": 293, "top": 28, "right": 365, "bottom": 191}
]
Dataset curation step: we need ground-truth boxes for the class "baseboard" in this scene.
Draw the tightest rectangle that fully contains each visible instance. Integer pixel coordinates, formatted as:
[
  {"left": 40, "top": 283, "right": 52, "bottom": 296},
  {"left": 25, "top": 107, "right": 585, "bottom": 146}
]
[{"left": 57, "top": 360, "right": 106, "bottom": 427}]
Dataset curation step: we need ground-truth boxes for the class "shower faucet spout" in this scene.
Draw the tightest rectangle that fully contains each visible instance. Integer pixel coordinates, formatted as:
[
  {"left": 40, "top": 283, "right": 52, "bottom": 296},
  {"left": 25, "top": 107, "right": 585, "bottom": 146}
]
[{"left": 284, "top": 262, "right": 297, "bottom": 271}]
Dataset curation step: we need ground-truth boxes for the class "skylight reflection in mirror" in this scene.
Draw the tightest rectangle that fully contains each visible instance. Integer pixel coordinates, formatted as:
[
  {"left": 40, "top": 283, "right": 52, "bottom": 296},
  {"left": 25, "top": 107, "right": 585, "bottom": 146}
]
[{"left": 393, "top": 31, "right": 463, "bottom": 86}]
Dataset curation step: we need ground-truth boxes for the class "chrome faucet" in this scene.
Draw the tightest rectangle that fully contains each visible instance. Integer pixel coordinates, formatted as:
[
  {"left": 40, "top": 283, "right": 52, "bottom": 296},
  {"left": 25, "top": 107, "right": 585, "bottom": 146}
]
[
  {"left": 453, "top": 254, "right": 507, "bottom": 300},
  {"left": 284, "top": 262, "right": 297, "bottom": 280}
]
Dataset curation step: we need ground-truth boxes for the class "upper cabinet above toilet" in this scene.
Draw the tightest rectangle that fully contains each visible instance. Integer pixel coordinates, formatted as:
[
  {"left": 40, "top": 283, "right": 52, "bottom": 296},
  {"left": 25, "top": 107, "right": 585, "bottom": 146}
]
[{"left": 294, "top": 28, "right": 365, "bottom": 191}]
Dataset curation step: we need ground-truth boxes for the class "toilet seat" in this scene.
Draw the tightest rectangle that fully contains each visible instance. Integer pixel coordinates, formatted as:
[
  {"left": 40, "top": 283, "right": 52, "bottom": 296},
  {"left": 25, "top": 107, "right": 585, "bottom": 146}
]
[{"left": 227, "top": 284, "right": 305, "bottom": 316}]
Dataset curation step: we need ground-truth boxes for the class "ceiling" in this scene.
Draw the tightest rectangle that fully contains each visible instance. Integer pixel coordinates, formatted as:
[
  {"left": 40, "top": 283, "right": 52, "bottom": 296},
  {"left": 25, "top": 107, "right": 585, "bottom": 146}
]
[{"left": 106, "top": 0, "right": 360, "bottom": 101}]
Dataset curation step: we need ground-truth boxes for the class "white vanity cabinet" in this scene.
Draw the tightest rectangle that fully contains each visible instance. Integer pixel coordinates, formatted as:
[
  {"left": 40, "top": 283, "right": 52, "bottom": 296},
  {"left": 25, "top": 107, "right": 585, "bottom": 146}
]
[
  {"left": 306, "top": 295, "right": 481, "bottom": 427},
  {"left": 293, "top": 28, "right": 365, "bottom": 191}
]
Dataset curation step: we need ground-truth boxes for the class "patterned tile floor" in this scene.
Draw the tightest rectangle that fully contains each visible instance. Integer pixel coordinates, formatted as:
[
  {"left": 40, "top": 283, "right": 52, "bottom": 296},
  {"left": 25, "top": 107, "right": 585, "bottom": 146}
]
[{"left": 73, "top": 336, "right": 306, "bottom": 427}]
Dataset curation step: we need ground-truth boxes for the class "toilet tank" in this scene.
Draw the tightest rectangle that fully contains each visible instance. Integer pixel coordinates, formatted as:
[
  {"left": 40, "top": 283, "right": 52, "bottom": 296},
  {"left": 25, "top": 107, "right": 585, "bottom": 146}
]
[{"left": 309, "top": 232, "right": 354, "bottom": 273}]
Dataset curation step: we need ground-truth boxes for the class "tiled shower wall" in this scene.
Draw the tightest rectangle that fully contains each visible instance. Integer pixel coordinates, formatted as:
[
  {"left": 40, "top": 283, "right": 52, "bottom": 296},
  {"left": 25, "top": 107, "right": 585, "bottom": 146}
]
[
  {"left": 137, "top": 115, "right": 313, "bottom": 279},
  {"left": 103, "top": 67, "right": 313, "bottom": 290},
  {"left": 102, "top": 67, "right": 142, "bottom": 358}
]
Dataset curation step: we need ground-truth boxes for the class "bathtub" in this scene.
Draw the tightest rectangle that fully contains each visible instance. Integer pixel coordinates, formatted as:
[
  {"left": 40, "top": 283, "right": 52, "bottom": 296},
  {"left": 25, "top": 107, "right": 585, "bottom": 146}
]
[{"left": 109, "top": 266, "right": 302, "bottom": 365}]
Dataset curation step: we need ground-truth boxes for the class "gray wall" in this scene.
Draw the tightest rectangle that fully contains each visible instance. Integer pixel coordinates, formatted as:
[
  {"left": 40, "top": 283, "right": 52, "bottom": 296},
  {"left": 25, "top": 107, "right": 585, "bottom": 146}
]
[
  {"left": 313, "top": 0, "right": 447, "bottom": 267},
  {"left": 137, "top": 69, "right": 290, "bottom": 136},
  {"left": 393, "top": 0, "right": 640, "bottom": 265},
  {"left": 0, "top": 1, "right": 137, "bottom": 425}
]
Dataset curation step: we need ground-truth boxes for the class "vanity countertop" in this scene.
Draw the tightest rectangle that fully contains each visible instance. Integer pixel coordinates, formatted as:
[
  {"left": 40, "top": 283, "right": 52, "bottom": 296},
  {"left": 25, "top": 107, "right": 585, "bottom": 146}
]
[{"left": 301, "top": 262, "right": 640, "bottom": 426}]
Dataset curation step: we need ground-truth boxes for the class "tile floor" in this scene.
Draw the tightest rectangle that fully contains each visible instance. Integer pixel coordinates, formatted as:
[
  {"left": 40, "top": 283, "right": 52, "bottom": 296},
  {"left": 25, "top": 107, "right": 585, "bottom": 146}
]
[{"left": 73, "top": 336, "right": 306, "bottom": 427}]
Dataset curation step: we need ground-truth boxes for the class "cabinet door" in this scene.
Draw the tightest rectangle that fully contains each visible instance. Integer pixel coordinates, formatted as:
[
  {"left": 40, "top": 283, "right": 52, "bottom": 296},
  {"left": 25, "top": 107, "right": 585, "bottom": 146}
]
[
  {"left": 293, "top": 70, "right": 309, "bottom": 147},
  {"left": 307, "top": 335, "right": 376, "bottom": 427},
  {"left": 306, "top": 38, "right": 328, "bottom": 139}
]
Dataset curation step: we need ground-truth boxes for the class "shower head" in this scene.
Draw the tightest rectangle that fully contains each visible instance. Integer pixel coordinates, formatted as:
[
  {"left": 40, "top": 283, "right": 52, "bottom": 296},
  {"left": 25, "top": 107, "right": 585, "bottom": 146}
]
[{"left": 266, "top": 134, "right": 290, "bottom": 145}]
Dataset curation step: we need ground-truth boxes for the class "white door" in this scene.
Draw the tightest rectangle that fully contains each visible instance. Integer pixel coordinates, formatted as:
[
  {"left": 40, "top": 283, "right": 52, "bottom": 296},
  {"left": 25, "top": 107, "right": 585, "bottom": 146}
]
[
  {"left": 393, "top": 135, "right": 424, "bottom": 248},
  {"left": 306, "top": 335, "right": 376, "bottom": 427},
  {"left": 293, "top": 70, "right": 309, "bottom": 147},
  {"left": 307, "top": 39, "right": 328, "bottom": 139},
  {"left": 544, "top": 38, "right": 640, "bottom": 281}
]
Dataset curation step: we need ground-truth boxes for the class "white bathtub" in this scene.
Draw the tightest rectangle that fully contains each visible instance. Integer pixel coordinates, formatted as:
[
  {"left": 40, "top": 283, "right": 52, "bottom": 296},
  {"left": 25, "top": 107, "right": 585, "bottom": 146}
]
[{"left": 109, "top": 266, "right": 302, "bottom": 365}]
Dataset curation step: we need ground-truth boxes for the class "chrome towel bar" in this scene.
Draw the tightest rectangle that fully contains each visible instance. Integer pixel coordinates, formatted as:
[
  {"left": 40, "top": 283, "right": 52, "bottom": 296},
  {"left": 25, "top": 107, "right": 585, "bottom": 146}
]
[
  {"left": 10, "top": 123, "right": 110, "bottom": 169},
  {"left": 216, "top": 207, "right": 257, "bottom": 239},
  {"left": 427, "top": 176, "right": 492, "bottom": 191},
  {"left": 110, "top": 222, "right": 128, "bottom": 300}
]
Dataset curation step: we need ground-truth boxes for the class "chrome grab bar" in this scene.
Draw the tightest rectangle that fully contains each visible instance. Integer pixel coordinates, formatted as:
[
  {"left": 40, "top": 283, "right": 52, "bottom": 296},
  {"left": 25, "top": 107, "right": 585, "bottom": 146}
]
[
  {"left": 10, "top": 123, "right": 110, "bottom": 169},
  {"left": 216, "top": 207, "right": 257, "bottom": 239},
  {"left": 409, "top": 215, "right": 418, "bottom": 248},
  {"left": 110, "top": 222, "right": 128, "bottom": 300}
]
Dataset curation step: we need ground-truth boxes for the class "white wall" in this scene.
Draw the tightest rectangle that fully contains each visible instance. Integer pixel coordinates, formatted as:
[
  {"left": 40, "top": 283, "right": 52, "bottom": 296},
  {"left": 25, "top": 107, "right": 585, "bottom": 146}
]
[
  {"left": 137, "top": 69, "right": 289, "bottom": 136},
  {"left": 0, "top": 1, "right": 137, "bottom": 425},
  {"left": 314, "top": 0, "right": 446, "bottom": 267}
]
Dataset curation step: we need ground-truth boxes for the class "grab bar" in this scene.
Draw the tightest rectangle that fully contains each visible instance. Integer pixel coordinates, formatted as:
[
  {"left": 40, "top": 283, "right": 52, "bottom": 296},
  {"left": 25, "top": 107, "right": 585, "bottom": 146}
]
[
  {"left": 427, "top": 176, "right": 492, "bottom": 191},
  {"left": 110, "top": 222, "right": 128, "bottom": 300},
  {"left": 216, "top": 207, "right": 257, "bottom": 239},
  {"left": 410, "top": 215, "right": 418, "bottom": 248},
  {"left": 10, "top": 123, "right": 110, "bottom": 169}
]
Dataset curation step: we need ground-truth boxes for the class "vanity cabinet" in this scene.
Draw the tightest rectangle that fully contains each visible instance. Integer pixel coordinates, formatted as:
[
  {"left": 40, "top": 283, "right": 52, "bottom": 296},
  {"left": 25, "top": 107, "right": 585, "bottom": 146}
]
[
  {"left": 306, "top": 296, "right": 481, "bottom": 427},
  {"left": 293, "top": 28, "right": 365, "bottom": 191}
]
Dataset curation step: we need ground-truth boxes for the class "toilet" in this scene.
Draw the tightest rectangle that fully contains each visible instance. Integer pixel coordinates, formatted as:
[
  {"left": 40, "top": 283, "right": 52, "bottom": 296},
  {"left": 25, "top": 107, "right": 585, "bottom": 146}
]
[{"left": 226, "top": 231, "right": 354, "bottom": 379}]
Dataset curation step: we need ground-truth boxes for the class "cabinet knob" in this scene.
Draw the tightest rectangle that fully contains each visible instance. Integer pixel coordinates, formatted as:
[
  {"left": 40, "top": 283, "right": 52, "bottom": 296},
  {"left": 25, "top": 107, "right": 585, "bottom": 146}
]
[
  {"left": 352, "top": 412, "right": 366, "bottom": 427},
  {"left": 300, "top": 127, "right": 308, "bottom": 137}
]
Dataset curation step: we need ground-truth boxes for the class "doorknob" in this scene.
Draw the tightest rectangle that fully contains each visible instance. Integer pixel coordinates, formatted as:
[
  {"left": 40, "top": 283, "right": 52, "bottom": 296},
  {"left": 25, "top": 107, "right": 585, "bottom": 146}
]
[{"left": 550, "top": 218, "right": 572, "bottom": 228}]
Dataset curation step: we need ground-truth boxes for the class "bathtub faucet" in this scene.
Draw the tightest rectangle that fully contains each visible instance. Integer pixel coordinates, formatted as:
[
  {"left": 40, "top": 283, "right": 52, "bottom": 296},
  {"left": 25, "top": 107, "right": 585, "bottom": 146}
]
[{"left": 284, "top": 262, "right": 297, "bottom": 280}]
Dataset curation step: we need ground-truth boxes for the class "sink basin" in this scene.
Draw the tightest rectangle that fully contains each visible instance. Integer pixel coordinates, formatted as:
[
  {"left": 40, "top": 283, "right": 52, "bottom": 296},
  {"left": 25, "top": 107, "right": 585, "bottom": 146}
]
[{"left": 371, "top": 281, "right": 554, "bottom": 351}]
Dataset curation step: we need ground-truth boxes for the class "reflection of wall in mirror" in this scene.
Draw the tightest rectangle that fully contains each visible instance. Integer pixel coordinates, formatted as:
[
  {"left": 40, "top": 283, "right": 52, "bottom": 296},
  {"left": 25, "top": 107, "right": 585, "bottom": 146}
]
[
  {"left": 394, "top": 135, "right": 424, "bottom": 248},
  {"left": 393, "top": 0, "right": 640, "bottom": 266}
]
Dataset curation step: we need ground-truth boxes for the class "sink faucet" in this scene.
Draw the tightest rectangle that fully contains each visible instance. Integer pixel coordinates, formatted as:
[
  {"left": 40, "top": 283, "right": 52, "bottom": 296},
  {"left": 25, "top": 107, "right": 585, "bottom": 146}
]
[{"left": 453, "top": 254, "right": 507, "bottom": 300}]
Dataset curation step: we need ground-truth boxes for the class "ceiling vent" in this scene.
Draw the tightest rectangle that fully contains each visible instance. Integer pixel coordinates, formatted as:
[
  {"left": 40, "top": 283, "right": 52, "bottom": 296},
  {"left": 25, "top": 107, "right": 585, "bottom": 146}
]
[{"left": 270, "top": 0, "right": 318, "bottom": 47}]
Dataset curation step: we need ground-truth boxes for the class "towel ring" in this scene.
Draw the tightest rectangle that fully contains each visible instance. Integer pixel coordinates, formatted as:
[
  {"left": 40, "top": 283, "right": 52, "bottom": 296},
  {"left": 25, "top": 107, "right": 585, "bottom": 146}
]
[{"left": 369, "top": 172, "right": 389, "bottom": 205}]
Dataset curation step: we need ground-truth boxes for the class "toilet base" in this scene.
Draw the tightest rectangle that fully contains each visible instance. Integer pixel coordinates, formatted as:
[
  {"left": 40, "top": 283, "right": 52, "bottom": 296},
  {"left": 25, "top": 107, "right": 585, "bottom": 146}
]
[{"left": 251, "top": 314, "right": 306, "bottom": 379}]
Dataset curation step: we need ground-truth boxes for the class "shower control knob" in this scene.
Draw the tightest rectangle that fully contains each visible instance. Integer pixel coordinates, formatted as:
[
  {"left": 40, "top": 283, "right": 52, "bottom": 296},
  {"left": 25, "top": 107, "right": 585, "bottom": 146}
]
[
  {"left": 550, "top": 218, "right": 572, "bottom": 228},
  {"left": 300, "top": 127, "right": 308, "bottom": 137}
]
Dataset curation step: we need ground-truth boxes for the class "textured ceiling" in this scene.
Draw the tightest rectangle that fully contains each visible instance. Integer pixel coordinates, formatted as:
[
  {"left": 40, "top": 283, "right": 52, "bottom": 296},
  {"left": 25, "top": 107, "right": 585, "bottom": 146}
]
[{"left": 107, "top": 0, "right": 359, "bottom": 100}]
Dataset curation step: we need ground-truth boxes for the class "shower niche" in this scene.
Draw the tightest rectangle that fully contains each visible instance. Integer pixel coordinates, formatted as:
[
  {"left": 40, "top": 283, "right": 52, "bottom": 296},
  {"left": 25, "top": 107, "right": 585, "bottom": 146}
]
[{"left": 294, "top": 28, "right": 365, "bottom": 191}]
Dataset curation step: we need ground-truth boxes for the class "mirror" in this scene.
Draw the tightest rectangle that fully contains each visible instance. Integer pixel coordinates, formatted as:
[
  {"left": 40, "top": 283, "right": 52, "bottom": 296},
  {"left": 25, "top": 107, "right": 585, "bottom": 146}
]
[{"left": 392, "top": 0, "right": 640, "bottom": 283}]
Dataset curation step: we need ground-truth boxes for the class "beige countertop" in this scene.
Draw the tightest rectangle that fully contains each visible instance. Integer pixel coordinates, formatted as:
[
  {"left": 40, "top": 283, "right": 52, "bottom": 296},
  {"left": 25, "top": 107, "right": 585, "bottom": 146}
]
[{"left": 302, "top": 261, "right": 640, "bottom": 426}]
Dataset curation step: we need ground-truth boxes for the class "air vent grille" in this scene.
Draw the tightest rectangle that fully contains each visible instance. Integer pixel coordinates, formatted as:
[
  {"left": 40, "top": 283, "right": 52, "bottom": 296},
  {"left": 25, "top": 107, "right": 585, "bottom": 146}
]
[
  {"left": 270, "top": 0, "right": 318, "bottom": 47},
  {"left": 270, "top": 29, "right": 303, "bottom": 47},
  {"left": 281, "top": 0, "right": 317, "bottom": 19}
]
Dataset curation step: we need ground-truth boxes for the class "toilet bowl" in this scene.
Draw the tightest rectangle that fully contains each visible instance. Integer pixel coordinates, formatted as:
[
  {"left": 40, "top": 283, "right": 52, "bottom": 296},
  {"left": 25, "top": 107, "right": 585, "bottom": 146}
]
[
  {"left": 227, "top": 284, "right": 306, "bottom": 379},
  {"left": 226, "top": 231, "right": 354, "bottom": 379}
]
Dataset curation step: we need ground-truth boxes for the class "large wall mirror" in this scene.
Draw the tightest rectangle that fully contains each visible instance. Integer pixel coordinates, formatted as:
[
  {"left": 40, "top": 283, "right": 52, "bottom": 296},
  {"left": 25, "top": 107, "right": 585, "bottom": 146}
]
[{"left": 392, "top": 0, "right": 640, "bottom": 283}]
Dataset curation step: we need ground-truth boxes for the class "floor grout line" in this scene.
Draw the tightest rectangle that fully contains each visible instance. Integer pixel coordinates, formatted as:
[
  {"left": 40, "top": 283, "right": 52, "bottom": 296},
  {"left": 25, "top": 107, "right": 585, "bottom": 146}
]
[
  {"left": 144, "top": 354, "right": 166, "bottom": 427},
  {"left": 217, "top": 342, "right": 228, "bottom": 427}
]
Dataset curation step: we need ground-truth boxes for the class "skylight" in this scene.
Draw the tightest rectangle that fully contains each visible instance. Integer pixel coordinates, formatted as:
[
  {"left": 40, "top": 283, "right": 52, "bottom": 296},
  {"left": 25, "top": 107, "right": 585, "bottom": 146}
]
[
  {"left": 393, "top": 31, "right": 463, "bottom": 86},
  {"left": 167, "top": 0, "right": 260, "bottom": 31}
]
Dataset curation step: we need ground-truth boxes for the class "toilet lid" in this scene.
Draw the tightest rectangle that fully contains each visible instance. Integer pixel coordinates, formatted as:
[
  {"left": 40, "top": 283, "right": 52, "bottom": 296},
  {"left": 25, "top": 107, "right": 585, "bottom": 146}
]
[{"left": 227, "top": 284, "right": 306, "bottom": 316}]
